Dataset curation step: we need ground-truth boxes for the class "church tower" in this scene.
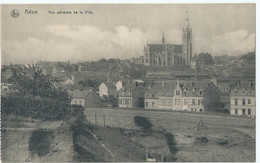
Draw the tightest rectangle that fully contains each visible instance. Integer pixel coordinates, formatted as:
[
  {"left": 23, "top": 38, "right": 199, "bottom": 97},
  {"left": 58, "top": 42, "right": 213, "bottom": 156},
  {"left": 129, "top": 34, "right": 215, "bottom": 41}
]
[{"left": 182, "top": 11, "right": 192, "bottom": 66}]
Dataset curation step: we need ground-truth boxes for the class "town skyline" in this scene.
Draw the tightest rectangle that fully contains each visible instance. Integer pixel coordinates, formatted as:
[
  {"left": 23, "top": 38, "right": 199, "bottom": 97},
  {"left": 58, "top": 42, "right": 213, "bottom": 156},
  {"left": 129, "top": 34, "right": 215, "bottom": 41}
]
[{"left": 2, "top": 4, "right": 255, "bottom": 65}]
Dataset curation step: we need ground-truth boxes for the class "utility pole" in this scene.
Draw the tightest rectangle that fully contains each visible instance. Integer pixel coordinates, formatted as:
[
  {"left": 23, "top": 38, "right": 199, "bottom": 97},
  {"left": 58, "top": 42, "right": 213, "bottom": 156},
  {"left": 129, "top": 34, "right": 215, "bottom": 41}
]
[
  {"left": 103, "top": 114, "right": 106, "bottom": 128},
  {"left": 95, "top": 113, "right": 97, "bottom": 125},
  {"left": 161, "top": 140, "right": 166, "bottom": 162},
  {"left": 146, "top": 146, "right": 148, "bottom": 161}
]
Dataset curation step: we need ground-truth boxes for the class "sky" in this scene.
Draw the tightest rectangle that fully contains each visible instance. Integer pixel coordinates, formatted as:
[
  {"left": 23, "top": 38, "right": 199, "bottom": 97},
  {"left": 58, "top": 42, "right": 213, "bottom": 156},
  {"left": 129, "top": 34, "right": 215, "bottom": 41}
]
[{"left": 1, "top": 4, "right": 256, "bottom": 65}]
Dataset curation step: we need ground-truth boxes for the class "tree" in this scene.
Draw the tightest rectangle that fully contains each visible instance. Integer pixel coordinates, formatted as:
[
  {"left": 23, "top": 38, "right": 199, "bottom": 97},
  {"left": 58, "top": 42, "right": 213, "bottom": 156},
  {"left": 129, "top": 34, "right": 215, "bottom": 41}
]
[
  {"left": 240, "top": 52, "right": 255, "bottom": 61},
  {"left": 134, "top": 116, "right": 152, "bottom": 133},
  {"left": 78, "top": 79, "right": 97, "bottom": 87},
  {"left": 98, "top": 58, "right": 108, "bottom": 63},
  {"left": 9, "top": 69, "right": 72, "bottom": 104},
  {"left": 197, "top": 53, "right": 214, "bottom": 65},
  {"left": 1, "top": 69, "right": 82, "bottom": 121},
  {"left": 108, "top": 58, "right": 116, "bottom": 63}
]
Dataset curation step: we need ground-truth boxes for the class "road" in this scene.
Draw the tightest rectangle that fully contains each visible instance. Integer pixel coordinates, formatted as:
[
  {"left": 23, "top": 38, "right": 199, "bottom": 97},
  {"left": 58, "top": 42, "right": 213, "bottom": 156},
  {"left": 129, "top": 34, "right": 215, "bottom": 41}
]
[{"left": 84, "top": 107, "right": 255, "bottom": 139}]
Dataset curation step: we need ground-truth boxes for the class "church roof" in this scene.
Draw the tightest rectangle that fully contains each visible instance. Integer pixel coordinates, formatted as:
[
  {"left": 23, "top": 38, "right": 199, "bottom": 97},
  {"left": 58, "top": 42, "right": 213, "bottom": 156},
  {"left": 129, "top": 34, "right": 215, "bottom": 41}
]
[
  {"left": 147, "top": 44, "right": 183, "bottom": 53},
  {"left": 174, "top": 45, "right": 183, "bottom": 53},
  {"left": 147, "top": 44, "right": 164, "bottom": 53}
]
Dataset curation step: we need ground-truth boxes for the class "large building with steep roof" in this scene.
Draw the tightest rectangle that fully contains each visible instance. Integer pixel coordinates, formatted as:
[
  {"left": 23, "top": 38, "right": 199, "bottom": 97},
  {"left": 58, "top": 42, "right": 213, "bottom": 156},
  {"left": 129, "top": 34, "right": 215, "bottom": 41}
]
[
  {"left": 144, "top": 80, "right": 221, "bottom": 112},
  {"left": 230, "top": 81, "right": 255, "bottom": 118},
  {"left": 143, "top": 11, "right": 192, "bottom": 67}
]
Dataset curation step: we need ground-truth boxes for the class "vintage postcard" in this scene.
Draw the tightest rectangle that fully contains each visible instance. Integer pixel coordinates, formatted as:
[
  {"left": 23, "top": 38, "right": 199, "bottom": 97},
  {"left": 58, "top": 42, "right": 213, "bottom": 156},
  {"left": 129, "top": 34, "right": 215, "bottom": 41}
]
[{"left": 1, "top": 3, "right": 256, "bottom": 162}]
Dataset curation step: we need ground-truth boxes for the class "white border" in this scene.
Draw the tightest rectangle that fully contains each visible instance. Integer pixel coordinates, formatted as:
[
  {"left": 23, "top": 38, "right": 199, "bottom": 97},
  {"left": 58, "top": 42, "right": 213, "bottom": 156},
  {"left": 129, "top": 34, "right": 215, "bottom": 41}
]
[
  {"left": 0, "top": 0, "right": 258, "bottom": 4},
  {"left": 0, "top": 0, "right": 258, "bottom": 163}
]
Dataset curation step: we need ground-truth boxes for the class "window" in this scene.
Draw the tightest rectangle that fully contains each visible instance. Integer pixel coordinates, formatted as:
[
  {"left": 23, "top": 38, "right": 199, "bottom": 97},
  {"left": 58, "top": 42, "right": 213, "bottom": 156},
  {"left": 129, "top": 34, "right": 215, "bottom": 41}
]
[
  {"left": 242, "top": 99, "right": 246, "bottom": 105},
  {"left": 248, "top": 99, "right": 251, "bottom": 105},
  {"left": 198, "top": 99, "right": 202, "bottom": 105},
  {"left": 200, "top": 109, "right": 203, "bottom": 112},
  {"left": 122, "top": 99, "right": 125, "bottom": 105},
  {"left": 192, "top": 99, "right": 195, "bottom": 105},
  {"left": 152, "top": 102, "right": 154, "bottom": 107},
  {"left": 79, "top": 100, "right": 82, "bottom": 105},
  {"left": 175, "top": 99, "right": 177, "bottom": 105},
  {"left": 242, "top": 109, "right": 246, "bottom": 115},
  {"left": 146, "top": 102, "right": 149, "bottom": 107},
  {"left": 178, "top": 99, "right": 181, "bottom": 105},
  {"left": 152, "top": 94, "right": 155, "bottom": 98},
  {"left": 235, "top": 99, "right": 238, "bottom": 105},
  {"left": 176, "top": 90, "right": 180, "bottom": 95},
  {"left": 248, "top": 109, "right": 251, "bottom": 115},
  {"left": 184, "top": 99, "right": 187, "bottom": 105},
  {"left": 235, "top": 109, "right": 238, "bottom": 115}
]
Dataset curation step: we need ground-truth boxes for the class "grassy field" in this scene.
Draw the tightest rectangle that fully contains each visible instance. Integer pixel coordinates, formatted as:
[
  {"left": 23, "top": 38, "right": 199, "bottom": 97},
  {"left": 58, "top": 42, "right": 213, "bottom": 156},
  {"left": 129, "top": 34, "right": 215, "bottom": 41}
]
[
  {"left": 2, "top": 108, "right": 255, "bottom": 162},
  {"left": 84, "top": 107, "right": 255, "bottom": 162}
]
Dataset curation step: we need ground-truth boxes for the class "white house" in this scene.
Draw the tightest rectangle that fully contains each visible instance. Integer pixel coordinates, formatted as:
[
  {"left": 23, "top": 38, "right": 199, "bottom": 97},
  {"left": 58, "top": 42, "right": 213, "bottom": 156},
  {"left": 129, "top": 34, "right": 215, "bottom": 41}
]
[{"left": 98, "top": 82, "right": 117, "bottom": 97}]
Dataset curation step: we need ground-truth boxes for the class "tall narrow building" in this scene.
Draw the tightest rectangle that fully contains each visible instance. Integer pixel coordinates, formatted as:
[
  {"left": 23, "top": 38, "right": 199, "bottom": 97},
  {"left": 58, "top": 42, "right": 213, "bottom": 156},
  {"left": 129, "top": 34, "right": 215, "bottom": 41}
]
[{"left": 182, "top": 11, "right": 192, "bottom": 66}]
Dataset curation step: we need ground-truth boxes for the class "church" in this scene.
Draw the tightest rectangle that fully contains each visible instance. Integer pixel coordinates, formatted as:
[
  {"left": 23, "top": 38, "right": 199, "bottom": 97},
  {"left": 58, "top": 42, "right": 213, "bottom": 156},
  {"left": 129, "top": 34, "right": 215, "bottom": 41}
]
[{"left": 143, "top": 11, "right": 192, "bottom": 67}]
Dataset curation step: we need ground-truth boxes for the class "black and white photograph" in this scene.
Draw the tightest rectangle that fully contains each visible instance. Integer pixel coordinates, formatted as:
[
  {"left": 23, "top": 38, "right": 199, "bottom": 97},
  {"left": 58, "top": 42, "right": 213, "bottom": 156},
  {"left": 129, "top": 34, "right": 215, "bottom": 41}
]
[{"left": 0, "top": 3, "right": 257, "bottom": 162}]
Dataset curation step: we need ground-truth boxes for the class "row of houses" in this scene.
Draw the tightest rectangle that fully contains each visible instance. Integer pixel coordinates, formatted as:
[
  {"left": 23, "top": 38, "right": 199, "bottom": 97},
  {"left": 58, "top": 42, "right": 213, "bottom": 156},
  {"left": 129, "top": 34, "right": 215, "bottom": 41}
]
[
  {"left": 65, "top": 77, "right": 255, "bottom": 118},
  {"left": 2, "top": 65, "right": 255, "bottom": 118}
]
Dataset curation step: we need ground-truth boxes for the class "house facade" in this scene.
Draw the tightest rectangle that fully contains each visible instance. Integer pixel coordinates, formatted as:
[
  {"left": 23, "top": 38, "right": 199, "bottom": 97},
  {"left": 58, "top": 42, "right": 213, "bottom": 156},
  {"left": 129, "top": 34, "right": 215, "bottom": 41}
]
[
  {"left": 98, "top": 82, "right": 117, "bottom": 97},
  {"left": 68, "top": 90, "right": 102, "bottom": 108},
  {"left": 118, "top": 81, "right": 145, "bottom": 108},
  {"left": 210, "top": 77, "right": 230, "bottom": 95},
  {"left": 230, "top": 82, "right": 255, "bottom": 118},
  {"left": 144, "top": 80, "right": 220, "bottom": 112}
]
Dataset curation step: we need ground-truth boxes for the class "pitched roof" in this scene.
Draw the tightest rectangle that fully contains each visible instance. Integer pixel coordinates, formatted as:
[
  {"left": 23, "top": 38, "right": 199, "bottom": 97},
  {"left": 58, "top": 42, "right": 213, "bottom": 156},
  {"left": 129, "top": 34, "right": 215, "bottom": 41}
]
[
  {"left": 146, "top": 81, "right": 176, "bottom": 97},
  {"left": 233, "top": 81, "right": 255, "bottom": 90},
  {"left": 67, "top": 90, "right": 92, "bottom": 99},
  {"left": 103, "top": 82, "right": 116, "bottom": 88},
  {"left": 147, "top": 44, "right": 164, "bottom": 53},
  {"left": 174, "top": 45, "right": 183, "bottom": 53}
]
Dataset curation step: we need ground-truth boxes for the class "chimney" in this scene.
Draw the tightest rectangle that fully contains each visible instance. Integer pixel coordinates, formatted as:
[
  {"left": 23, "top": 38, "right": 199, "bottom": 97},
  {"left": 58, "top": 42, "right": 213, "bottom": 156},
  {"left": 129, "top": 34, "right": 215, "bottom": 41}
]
[
  {"left": 192, "top": 81, "right": 195, "bottom": 87},
  {"left": 249, "top": 82, "right": 253, "bottom": 88}
]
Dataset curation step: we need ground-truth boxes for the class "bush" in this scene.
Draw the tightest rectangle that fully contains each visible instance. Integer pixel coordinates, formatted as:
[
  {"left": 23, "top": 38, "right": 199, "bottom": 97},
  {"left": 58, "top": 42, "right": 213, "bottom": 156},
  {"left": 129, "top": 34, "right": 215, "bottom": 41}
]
[
  {"left": 165, "top": 133, "right": 178, "bottom": 155},
  {"left": 134, "top": 116, "right": 152, "bottom": 132},
  {"left": 29, "top": 129, "right": 53, "bottom": 157},
  {"left": 1, "top": 96, "right": 84, "bottom": 121}
]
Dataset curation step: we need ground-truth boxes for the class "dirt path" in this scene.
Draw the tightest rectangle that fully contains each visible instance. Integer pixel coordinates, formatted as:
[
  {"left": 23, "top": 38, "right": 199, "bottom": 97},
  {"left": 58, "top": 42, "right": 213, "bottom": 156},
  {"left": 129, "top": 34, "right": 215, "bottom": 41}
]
[{"left": 90, "top": 132, "right": 115, "bottom": 159}]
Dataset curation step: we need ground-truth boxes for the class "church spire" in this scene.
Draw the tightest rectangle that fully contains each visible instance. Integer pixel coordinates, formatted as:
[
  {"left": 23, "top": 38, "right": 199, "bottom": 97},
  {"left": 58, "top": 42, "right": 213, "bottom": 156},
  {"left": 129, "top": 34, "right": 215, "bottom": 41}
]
[
  {"left": 184, "top": 10, "right": 190, "bottom": 29},
  {"left": 162, "top": 31, "right": 165, "bottom": 44}
]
